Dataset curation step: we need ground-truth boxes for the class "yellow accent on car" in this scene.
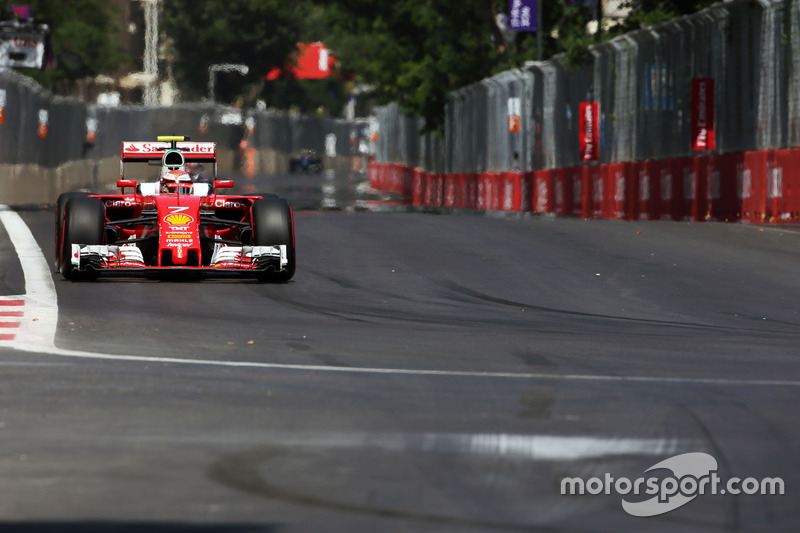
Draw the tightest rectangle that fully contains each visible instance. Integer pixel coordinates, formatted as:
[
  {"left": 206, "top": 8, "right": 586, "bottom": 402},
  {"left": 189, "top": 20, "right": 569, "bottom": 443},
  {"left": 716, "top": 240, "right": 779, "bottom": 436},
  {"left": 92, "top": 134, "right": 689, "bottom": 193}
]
[{"left": 164, "top": 214, "right": 193, "bottom": 225}]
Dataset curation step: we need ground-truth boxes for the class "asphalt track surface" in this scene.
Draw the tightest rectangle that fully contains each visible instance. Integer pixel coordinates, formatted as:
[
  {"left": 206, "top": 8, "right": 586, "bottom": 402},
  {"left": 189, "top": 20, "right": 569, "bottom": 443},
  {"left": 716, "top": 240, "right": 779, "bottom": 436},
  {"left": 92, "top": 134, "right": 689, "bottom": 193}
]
[{"left": 1, "top": 168, "right": 799, "bottom": 532}]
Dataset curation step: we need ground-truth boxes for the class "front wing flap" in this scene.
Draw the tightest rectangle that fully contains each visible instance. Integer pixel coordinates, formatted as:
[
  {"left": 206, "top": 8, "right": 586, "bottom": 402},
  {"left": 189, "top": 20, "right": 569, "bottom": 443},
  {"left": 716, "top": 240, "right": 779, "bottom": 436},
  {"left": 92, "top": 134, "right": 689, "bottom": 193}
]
[{"left": 69, "top": 243, "right": 288, "bottom": 274}]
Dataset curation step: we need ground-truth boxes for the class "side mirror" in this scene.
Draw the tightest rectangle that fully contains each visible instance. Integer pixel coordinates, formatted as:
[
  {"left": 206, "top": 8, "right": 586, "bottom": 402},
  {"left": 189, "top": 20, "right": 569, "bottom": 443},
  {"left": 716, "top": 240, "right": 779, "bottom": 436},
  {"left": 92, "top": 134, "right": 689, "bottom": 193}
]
[
  {"left": 117, "top": 179, "right": 137, "bottom": 192},
  {"left": 214, "top": 180, "right": 234, "bottom": 189}
]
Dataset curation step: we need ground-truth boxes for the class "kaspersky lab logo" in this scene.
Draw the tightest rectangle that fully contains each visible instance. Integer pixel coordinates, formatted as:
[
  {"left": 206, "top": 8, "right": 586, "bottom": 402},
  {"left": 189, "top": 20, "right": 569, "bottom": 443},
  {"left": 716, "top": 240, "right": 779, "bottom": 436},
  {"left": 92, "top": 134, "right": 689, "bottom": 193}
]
[{"left": 561, "top": 452, "right": 784, "bottom": 517}]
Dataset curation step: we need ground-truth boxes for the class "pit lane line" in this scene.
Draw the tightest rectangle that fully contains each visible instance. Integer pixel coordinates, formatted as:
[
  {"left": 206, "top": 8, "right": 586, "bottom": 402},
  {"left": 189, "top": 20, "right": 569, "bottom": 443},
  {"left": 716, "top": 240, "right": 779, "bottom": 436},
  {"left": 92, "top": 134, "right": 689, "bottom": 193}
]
[{"left": 3, "top": 204, "right": 800, "bottom": 387}]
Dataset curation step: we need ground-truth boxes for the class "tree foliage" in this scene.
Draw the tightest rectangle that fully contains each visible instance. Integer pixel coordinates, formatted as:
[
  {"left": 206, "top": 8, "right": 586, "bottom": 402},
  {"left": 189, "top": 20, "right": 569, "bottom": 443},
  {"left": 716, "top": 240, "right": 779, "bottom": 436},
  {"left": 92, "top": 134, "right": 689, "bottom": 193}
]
[
  {"left": 322, "top": 0, "right": 504, "bottom": 132},
  {"left": 162, "top": 0, "right": 300, "bottom": 103},
  {"left": 318, "top": 0, "right": 722, "bottom": 130},
  {"left": 3, "top": 0, "right": 128, "bottom": 90},
  {"left": 6, "top": 0, "right": 722, "bottom": 122},
  {"left": 620, "top": 0, "right": 720, "bottom": 29}
]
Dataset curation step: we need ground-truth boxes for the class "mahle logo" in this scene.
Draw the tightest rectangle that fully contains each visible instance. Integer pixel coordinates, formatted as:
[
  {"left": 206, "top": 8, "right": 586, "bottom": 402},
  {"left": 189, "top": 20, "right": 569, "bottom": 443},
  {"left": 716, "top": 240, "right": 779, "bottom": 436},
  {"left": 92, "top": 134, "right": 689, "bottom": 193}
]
[{"left": 561, "top": 452, "right": 784, "bottom": 517}]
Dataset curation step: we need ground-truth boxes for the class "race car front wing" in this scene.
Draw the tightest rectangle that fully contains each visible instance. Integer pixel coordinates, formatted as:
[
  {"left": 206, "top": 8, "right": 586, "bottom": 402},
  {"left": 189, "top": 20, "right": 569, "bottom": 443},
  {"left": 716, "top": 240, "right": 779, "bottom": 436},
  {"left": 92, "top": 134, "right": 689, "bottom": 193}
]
[{"left": 69, "top": 243, "right": 288, "bottom": 273}]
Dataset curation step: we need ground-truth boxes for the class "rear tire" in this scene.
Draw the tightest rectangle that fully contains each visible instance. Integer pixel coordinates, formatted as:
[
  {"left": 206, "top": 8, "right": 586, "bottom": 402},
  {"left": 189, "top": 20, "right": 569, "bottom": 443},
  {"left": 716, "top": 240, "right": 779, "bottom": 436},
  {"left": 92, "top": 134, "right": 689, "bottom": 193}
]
[
  {"left": 60, "top": 197, "right": 105, "bottom": 280},
  {"left": 252, "top": 198, "right": 295, "bottom": 282},
  {"left": 55, "top": 192, "right": 89, "bottom": 270}
]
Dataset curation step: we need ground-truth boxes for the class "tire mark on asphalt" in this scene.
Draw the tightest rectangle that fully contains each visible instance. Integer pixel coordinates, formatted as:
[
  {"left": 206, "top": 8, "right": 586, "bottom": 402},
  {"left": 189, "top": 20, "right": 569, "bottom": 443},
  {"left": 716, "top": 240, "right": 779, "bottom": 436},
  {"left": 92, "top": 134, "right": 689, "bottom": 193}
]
[
  {"left": 208, "top": 447, "right": 559, "bottom": 532},
  {"left": 437, "top": 279, "right": 799, "bottom": 336}
]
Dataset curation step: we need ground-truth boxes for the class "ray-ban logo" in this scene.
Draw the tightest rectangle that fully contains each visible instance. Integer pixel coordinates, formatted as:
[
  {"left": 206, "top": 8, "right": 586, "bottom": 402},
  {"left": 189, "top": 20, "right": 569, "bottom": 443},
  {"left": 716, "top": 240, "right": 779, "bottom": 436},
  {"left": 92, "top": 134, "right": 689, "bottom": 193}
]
[{"left": 561, "top": 452, "right": 784, "bottom": 517}]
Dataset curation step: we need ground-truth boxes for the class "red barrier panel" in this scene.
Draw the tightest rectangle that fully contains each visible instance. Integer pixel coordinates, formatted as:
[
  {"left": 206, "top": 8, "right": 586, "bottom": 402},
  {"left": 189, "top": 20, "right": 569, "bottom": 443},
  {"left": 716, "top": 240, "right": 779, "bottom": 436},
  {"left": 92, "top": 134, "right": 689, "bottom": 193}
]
[
  {"left": 488, "top": 173, "right": 502, "bottom": 210},
  {"left": 780, "top": 149, "right": 800, "bottom": 223},
  {"left": 533, "top": 170, "right": 554, "bottom": 213},
  {"left": 584, "top": 165, "right": 604, "bottom": 218},
  {"left": 368, "top": 162, "right": 378, "bottom": 188},
  {"left": 635, "top": 160, "right": 658, "bottom": 221},
  {"left": 563, "top": 167, "right": 581, "bottom": 217},
  {"left": 476, "top": 174, "right": 485, "bottom": 210},
  {"left": 405, "top": 165, "right": 415, "bottom": 197},
  {"left": 553, "top": 168, "right": 568, "bottom": 216},
  {"left": 656, "top": 159, "right": 680, "bottom": 220},
  {"left": 578, "top": 166, "right": 590, "bottom": 218},
  {"left": 520, "top": 172, "right": 533, "bottom": 212},
  {"left": 496, "top": 173, "right": 507, "bottom": 211},
  {"left": 606, "top": 162, "right": 633, "bottom": 219},
  {"left": 463, "top": 173, "right": 479, "bottom": 209},
  {"left": 386, "top": 163, "right": 396, "bottom": 192},
  {"left": 424, "top": 171, "right": 434, "bottom": 206},
  {"left": 477, "top": 174, "right": 488, "bottom": 210},
  {"left": 695, "top": 156, "right": 710, "bottom": 221},
  {"left": 498, "top": 172, "right": 520, "bottom": 211},
  {"left": 384, "top": 163, "right": 394, "bottom": 192},
  {"left": 701, "top": 153, "right": 739, "bottom": 222},
  {"left": 444, "top": 174, "right": 457, "bottom": 208},
  {"left": 455, "top": 174, "right": 467, "bottom": 208},
  {"left": 384, "top": 163, "right": 394, "bottom": 193},
  {"left": 739, "top": 151, "right": 767, "bottom": 223},
  {"left": 423, "top": 170, "right": 434, "bottom": 206},
  {"left": 768, "top": 149, "right": 800, "bottom": 223},
  {"left": 673, "top": 157, "right": 699, "bottom": 221},
  {"left": 432, "top": 173, "right": 445, "bottom": 207},
  {"left": 411, "top": 168, "right": 424, "bottom": 206},
  {"left": 463, "top": 173, "right": 474, "bottom": 209},
  {"left": 369, "top": 150, "right": 800, "bottom": 223}
]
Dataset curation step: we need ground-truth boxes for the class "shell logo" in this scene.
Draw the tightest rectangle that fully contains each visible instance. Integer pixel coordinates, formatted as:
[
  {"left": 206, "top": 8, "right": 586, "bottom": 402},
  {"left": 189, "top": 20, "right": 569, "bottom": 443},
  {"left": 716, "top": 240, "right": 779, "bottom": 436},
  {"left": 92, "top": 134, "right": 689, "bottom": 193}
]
[{"left": 165, "top": 213, "right": 193, "bottom": 225}]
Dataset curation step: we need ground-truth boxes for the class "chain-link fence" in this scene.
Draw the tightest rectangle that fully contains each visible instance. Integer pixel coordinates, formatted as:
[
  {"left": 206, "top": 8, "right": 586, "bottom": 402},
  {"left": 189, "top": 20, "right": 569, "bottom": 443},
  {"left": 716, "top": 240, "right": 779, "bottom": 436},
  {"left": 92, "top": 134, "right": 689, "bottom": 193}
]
[{"left": 373, "top": 0, "right": 800, "bottom": 173}]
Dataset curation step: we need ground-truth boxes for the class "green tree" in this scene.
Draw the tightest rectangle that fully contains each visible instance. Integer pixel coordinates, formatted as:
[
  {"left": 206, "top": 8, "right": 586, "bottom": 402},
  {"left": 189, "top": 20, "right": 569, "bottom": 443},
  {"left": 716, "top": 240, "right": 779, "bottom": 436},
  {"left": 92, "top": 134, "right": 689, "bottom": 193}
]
[
  {"left": 318, "top": 0, "right": 723, "bottom": 130},
  {"left": 4, "top": 0, "right": 128, "bottom": 92},
  {"left": 322, "top": 0, "right": 505, "bottom": 132},
  {"left": 259, "top": 2, "right": 351, "bottom": 116},
  {"left": 162, "top": 0, "right": 300, "bottom": 103},
  {"left": 620, "top": 0, "right": 720, "bottom": 29}
]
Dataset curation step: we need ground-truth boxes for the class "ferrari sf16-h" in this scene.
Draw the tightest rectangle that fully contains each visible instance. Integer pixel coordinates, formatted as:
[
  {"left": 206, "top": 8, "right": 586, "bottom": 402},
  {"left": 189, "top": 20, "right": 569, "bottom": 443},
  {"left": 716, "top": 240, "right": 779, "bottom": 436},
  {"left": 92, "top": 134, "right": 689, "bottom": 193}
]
[{"left": 55, "top": 136, "right": 295, "bottom": 282}]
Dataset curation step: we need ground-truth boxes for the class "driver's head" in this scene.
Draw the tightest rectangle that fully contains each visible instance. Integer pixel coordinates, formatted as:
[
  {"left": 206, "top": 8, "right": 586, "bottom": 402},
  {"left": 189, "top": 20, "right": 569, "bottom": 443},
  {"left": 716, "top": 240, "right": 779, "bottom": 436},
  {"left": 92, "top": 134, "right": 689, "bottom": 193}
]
[{"left": 160, "top": 169, "right": 192, "bottom": 194}]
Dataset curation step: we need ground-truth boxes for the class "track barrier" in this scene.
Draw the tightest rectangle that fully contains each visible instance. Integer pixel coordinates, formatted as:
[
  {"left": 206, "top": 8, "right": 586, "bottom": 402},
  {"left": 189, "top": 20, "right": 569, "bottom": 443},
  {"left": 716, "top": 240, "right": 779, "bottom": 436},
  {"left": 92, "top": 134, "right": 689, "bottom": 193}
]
[{"left": 369, "top": 150, "right": 800, "bottom": 224}]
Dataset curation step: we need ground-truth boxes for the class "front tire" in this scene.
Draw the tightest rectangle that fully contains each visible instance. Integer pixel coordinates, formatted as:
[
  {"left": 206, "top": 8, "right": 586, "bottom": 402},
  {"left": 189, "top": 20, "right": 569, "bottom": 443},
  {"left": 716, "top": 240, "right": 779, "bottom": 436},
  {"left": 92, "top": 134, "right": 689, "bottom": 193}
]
[
  {"left": 252, "top": 198, "right": 295, "bottom": 282},
  {"left": 55, "top": 192, "right": 89, "bottom": 270},
  {"left": 60, "top": 197, "right": 105, "bottom": 280}
]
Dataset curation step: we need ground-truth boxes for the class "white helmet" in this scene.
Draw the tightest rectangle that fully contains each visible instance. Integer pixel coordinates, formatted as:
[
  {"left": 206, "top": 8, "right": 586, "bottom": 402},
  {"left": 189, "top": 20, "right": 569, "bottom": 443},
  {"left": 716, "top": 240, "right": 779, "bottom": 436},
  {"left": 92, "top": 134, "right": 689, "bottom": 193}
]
[{"left": 160, "top": 169, "right": 192, "bottom": 194}]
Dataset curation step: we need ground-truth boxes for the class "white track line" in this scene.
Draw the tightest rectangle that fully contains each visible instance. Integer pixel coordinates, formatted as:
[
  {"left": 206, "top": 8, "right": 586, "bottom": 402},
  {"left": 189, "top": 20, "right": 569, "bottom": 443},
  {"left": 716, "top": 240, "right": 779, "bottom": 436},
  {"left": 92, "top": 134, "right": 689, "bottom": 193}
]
[
  {"left": 210, "top": 431, "right": 685, "bottom": 461},
  {"left": 2, "top": 204, "right": 800, "bottom": 387},
  {"left": 0, "top": 206, "right": 58, "bottom": 349}
]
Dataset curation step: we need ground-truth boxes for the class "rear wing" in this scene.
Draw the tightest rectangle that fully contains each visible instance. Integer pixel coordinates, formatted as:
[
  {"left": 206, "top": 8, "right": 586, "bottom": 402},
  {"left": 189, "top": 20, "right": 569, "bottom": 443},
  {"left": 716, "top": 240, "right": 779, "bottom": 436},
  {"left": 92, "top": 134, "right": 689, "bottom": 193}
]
[
  {"left": 119, "top": 135, "right": 217, "bottom": 180},
  {"left": 120, "top": 141, "right": 217, "bottom": 163}
]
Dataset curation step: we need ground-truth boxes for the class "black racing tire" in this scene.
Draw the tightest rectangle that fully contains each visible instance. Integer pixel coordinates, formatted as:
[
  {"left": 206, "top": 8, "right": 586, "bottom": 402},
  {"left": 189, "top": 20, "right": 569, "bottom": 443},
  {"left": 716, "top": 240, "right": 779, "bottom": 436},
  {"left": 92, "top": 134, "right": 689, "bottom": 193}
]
[
  {"left": 60, "top": 197, "right": 105, "bottom": 281},
  {"left": 55, "top": 192, "right": 90, "bottom": 270},
  {"left": 252, "top": 197, "right": 295, "bottom": 282}
]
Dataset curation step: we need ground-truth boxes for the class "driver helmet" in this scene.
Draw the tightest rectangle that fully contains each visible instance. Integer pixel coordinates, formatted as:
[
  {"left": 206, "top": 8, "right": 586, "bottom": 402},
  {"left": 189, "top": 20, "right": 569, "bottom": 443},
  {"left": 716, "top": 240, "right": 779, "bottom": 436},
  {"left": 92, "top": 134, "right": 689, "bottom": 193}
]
[{"left": 160, "top": 169, "right": 192, "bottom": 194}]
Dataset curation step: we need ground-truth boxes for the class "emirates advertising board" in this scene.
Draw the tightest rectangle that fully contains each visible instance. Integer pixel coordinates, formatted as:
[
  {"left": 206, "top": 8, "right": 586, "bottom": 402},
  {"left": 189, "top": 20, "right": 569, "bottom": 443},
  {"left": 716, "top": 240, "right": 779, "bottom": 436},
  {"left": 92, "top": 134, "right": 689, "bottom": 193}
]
[
  {"left": 579, "top": 102, "right": 599, "bottom": 162},
  {"left": 691, "top": 78, "right": 715, "bottom": 151}
]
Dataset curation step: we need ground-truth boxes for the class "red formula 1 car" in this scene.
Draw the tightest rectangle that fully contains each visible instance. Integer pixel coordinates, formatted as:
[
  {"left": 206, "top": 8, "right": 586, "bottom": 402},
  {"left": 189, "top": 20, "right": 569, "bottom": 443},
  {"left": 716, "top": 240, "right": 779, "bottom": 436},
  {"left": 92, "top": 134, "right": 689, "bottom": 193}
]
[{"left": 55, "top": 136, "right": 295, "bottom": 282}]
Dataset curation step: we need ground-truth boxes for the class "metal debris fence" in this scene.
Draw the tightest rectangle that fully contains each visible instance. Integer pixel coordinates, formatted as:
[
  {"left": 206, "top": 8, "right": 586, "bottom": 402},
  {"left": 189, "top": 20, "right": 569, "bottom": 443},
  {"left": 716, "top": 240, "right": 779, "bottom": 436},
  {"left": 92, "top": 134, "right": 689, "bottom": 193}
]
[
  {"left": 0, "top": 67, "right": 363, "bottom": 173},
  {"left": 373, "top": 0, "right": 800, "bottom": 173}
]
